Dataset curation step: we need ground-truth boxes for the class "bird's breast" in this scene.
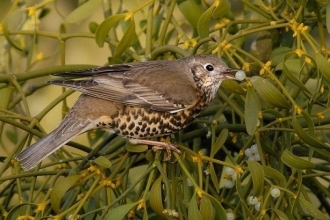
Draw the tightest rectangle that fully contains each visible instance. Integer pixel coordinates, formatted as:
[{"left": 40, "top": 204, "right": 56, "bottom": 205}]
[{"left": 95, "top": 97, "right": 210, "bottom": 139}]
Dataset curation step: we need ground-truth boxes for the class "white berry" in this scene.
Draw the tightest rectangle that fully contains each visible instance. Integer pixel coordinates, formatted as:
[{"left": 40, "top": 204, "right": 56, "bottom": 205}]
[
  {"left": 235, "top": 70, "right": 246, "bottom": 81},
  {"left": 225, "top": 167, "right": 235, "bottom": 175},
  {"left": 244, "top": 148, "right": 253, "bottom": 157},
  {"left": 271, "top": 188, "right": 281, "bottom": 198},
  {"left": 250, "top": 144, "right": 258, "bottom": 154},
  {"left": 253, "top": 153, "right": 261, "bottom": 161},
  {"left": 226, "top": 212, "right": 235, "bottom": 220},
  {"left": 224, "top": 179, "right": 235, "bottom": 188},
  {"left": 248, "top": 196, "right": 258, "bottom": 205},
  {"left": 255, "top": 201, "right": 261, "bottom": 211}
]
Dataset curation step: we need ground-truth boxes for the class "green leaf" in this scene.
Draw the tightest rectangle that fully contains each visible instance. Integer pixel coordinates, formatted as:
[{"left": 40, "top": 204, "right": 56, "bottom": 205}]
[
  {"left": 95, "top": 13, "right": 127, "bottom": 47},
  {"left": 315, "top": 53, "right": 330, "bottom": 83},
  {"left": 300, "top": 110, "right": 315, "bottom": 136},
  {"left": 3, "top": 11, "right": 23, "bottom": 51},
  {"left": 50, "top": 175, "right": 81, "bottom": 213},
  {"left": 247, "top": 160, "right": 264, "bottom": 195},
  {"left": 188, "top": 193, "right": 203, "bottom": 220},
  {"left": 119, "top": 16, "right": 141, "bottom": 51},
  {"left": 259, "top": 140, "right": 278, "bottom": 157},
  {"left": 203, "top": 193, "right": 228, "bottom": 219},
  {"left": 272, "top": 208, "right": 289, "bottom": 220},
  {"left": 212, "top": 0, "right": 231, "bottom": 18},
  {"left": 6, "top": 130, "right": 17, "bottom": 144},
  {"left": 149, "top": 177, "right": 167, "bottom": 218},
  {"left": 235, "top": 177, "right": 255, "bottom": 219},
  {"left": 65, "top": 0, "right": 102, "bottom": 23},
  {"left": 93, "top": 156, "right": 112, "bottom": 168},
  {"left": 38, "top": 8, "right": 50, "bottom": 19},
  {"left": 221, "top": 80, "right": 246, "bottom": 95},
  {"left": 6, "top": 203, "right": 38, "bottom": 220},
  {"left": 125, "top": 143, "right": 148, "bottom": 153},
  {"left": 281, "top": 149, "right": 316, "bottom": 170},
  {"left": 251, "top": 76, "right": 290, "bottom": 109},
  {"left": 200, "top": 195, "right": 215, "bottom": 220},
  {"left": 292, "top": 111, "right": 330, "bottom": 150},
  {"left": 209, "top": 129, "right": 228, "bottom": 191},
  {"left": 282, "top": 59, "right": 311, "bottom": 95},
  {"left": 245, "top": 87, "right": 259, "bottom": 135},
  {"left": 177, "top": 0, "right": 203, "bottom": 28},
  {"left": 113, "top": 17, "right": 136, "bottom": 59},
  {"left": 263, "top": 109, "right": 285, "bottom": 118},
  {"left": 83, "top": 197, "right": 97, "bottom": 220},
  {"left": 270, "top": 47, "right": 292, "bottom": 66},
  {"left": 209, "top": 164, "right": 219, "bottom": 193},
  {"left": 263, "top": 166, "right": 286, "bottom": 186},
  {"left": 276, "top": 57, "right": 306, "bottom": 74},
  {"left": 299, "top": 197, "right": 328, "bottom": 220},
  {"left": 211, "top": 129, "right": 228, "bottom": 157},
  {"left": 89, "top": 21, "right": 99, "bottom": 33},
  {"left": 197, "top": 5, "right": 215, "bottom": 39},
  {"left": 104, "top": 202, "right": 139, "bottom": 219}
]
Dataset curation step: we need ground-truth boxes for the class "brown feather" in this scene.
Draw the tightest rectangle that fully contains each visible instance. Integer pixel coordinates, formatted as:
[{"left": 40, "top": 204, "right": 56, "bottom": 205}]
[{"left": 48, "top": 59, "right": 200, "bottom": 112}]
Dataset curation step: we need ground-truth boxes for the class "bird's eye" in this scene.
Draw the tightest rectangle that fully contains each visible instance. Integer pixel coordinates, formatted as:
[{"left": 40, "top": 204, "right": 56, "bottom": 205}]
[{"left": 204, "top": 63, "right": 214, "bottom": 71}]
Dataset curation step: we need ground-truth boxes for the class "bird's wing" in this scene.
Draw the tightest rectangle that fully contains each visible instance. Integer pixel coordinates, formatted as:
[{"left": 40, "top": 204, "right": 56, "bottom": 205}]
[{"left": 48, "top": 61, "right": 199, "bottom": 112}]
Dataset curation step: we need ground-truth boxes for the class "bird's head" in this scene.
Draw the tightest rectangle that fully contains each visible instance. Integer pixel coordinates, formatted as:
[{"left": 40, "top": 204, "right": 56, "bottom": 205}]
[{"left": 185, "top": 55, "right": 241, "bottom": 96}]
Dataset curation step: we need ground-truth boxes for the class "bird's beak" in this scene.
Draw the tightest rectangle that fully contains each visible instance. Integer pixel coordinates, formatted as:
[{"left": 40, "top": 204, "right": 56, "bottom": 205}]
[{"left": 223, "top": 68, "right": 242, "bottom": 81}]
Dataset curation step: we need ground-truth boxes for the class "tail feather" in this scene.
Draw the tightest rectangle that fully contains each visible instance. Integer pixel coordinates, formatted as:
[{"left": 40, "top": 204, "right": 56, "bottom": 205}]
[{"left": 16, "top": 120, "right": 93, "bottom": 171}]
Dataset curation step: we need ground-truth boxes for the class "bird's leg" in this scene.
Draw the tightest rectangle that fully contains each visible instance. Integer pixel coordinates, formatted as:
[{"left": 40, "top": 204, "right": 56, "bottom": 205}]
[{"left": 128, "top": 138, "right": 181, "bottom": 160}]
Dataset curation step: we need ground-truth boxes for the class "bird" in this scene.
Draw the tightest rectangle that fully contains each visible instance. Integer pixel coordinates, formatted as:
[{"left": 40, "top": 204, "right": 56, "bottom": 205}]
[{"left": 15, "top": 54, "right": 239, "bottom": 170}]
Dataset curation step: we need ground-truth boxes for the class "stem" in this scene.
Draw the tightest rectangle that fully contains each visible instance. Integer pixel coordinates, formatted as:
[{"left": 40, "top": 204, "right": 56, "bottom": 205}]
[
  {"left": 238, "top": 0, "right": 272, "bottom": 19},
  {"left": 71, "top": 176, "right": 102, "bottom": 218},
  {"left": 10, "top": 77, "right": 31, "bottom": 117},
  {"left": 157, "top": 0, "right": 176, "bottom": 46},
  {"left": 145, "top": 2, "right": 154, "bottom": 56},
  {"left": 132, "top": 0, "right": 154, "bottom": 14},
  {"left": 101, "top": 164, "right": 155, "bottom": 217}
]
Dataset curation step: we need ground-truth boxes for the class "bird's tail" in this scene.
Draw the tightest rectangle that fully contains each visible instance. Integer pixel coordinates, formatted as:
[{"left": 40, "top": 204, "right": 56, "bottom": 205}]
[{"left": 16, "top": 119, "right": 93, "bottom": 171}]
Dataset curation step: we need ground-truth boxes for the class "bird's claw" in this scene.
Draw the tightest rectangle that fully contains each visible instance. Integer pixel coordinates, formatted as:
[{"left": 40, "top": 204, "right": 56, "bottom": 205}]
[{"left": 129, "top": 138, "right": 181, "bottom": 161}]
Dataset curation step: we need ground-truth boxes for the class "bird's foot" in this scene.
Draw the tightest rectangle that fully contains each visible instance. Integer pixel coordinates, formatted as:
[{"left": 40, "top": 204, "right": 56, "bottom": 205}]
[{"left": 128, "top": 138, "right": 181, "bottom": 160}]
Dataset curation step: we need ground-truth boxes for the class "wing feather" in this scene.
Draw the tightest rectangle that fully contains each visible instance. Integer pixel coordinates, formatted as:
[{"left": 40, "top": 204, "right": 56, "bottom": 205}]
[{"left": 48, "top": 61, "right": 199, "bottom": 112}]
